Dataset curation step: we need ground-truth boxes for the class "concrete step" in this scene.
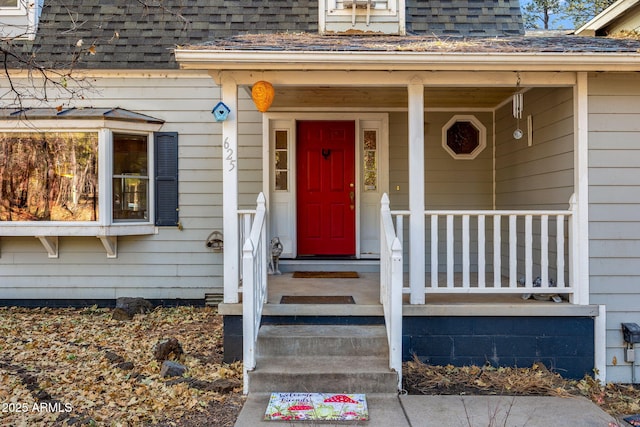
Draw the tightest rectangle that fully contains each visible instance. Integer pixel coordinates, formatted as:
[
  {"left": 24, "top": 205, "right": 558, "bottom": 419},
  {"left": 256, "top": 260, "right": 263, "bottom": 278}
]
[
  {"left": 257, "top": 324, "right": 388, "bottom": 358},
  {"left": 278, "top": 259, "right": 380, "bottom": 273},
  {"left": 249, "top": 356, "right": 398, "bottom": 394},
  {"left": 248, "top": 324, "right": 397, "bottom": 394}
]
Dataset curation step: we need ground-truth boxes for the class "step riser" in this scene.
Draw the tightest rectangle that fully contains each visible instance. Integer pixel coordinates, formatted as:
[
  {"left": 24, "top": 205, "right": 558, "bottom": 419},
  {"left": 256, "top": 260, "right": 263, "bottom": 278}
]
[
  {"left": 248, "top": 372, "right": 399, "bottom": 394},
  {"left": 249, "top": 324, "right": 398, "bottom": 394},
  {"left": 278, "top": 261, "right": 379, "bottom": 273},
  {"left": 257, "top": 336, "right": 388, "bottom": 358}
]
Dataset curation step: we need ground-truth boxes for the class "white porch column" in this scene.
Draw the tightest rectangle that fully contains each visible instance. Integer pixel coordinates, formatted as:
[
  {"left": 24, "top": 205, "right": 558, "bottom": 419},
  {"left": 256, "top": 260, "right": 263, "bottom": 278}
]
[
  {"left": 408, "top": 79, "right": 426, "bottom": 304},
  {"left": 222, "top": 76, "right": 239, "bottom": 303},
  {"left": 572, "top": 72, "right": 590, "bottom": 305}
]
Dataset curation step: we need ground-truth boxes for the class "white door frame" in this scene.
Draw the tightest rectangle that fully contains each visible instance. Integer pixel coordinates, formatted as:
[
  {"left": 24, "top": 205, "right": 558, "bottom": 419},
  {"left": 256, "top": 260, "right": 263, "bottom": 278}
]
[{"left": 262, "top": 112, "right": 389, "bottom": 258}]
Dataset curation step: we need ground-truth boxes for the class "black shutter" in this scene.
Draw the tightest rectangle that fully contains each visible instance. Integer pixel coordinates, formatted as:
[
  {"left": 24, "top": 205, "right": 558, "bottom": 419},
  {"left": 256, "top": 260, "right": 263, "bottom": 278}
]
[{"left": 154, "top": 132, "right": 179, "bottom": 226}]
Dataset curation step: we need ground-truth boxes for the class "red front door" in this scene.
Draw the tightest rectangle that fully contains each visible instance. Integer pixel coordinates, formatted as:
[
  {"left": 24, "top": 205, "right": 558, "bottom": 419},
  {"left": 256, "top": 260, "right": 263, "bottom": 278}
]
[{"left": 297, "top": 121, "right": 356, "bottom": 256}]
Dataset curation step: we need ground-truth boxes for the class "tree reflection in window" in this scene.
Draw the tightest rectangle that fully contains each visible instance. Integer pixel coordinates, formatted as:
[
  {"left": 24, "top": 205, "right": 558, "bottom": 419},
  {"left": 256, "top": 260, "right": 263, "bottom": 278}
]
[
  {"left": 0, "top": 132, "right": 98, "bottom": 221},
  {"left": 274, "top": 130, "right": 288, "bottom": 191},
  {"left": 363, "top": 130, "right": 377, "bottom": 191},
  {"left": 113, "top": 133, "right": 149, "bottom": 221}
]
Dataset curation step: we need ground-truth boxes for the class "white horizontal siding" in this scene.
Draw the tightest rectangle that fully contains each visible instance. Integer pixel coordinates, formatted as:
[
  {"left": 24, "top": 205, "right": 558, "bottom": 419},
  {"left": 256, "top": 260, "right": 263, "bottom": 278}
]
[
  {"left": 0, "top": 73, "right": 237, "bottom": 300},
  {"left": 495, "top": 87, "right": 574, "bottom": 210},
  {"left": 494, "top": 87, "right": 574, "bottom": 285},
  {"left": 588, "top": 73, "right": 640, "bottom": 384}
]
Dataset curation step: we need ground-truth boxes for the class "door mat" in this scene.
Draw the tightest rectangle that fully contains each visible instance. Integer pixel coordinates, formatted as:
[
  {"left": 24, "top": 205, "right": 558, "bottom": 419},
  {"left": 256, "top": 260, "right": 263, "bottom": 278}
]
[
  {"left": 264, "top": 392, "right": 368, "bottom": 421},
  {"left": 280, "top": 295, "right": 355, "bottom": 304},
  {"left": 292, "top": 271, "right": 359, "bottom": 278}
]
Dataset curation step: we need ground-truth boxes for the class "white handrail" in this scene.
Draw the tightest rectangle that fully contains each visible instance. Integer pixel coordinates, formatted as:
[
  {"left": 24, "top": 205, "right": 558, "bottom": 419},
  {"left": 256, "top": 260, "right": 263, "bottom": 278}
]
[
  {"left": 380, "top": 193, "right": 403, "bottom": 391},
  {"left": 242, "top": 193, "right": 267, "bottom": 394}
]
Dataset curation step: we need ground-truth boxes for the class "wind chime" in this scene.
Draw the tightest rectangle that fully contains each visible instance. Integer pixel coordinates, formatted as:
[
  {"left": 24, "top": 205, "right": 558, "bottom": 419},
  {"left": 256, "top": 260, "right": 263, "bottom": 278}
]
[{"left": 512, "top": 73, "right": 524, "bottom": 140}]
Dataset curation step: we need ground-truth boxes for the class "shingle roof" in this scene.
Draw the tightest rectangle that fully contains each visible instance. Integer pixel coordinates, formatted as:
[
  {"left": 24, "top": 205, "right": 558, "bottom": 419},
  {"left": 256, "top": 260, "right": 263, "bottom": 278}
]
[
  {"left": 27, "top": 0, "right": 525, "bottom": 70},
  {"left": 192, "top": 31, "right": 640, "bottom": 53},
  {"left": 406, "top": 0, "right": 524, "bottom": 37},
  {"left": 31, "top": 1, "right": 318, "bottom": 70}
]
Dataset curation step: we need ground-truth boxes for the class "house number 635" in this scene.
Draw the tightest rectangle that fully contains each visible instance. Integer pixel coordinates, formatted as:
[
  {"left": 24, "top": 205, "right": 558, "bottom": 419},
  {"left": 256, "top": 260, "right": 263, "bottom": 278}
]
[{"left": 223, "top": 137, "right": 236, "bottom": 171}]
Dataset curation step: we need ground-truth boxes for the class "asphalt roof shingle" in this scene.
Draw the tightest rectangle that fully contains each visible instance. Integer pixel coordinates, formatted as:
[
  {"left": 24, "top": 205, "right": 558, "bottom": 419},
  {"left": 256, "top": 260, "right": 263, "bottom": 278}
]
[{"left": 28, "top": 0, "right": 526, "bottom": 70}]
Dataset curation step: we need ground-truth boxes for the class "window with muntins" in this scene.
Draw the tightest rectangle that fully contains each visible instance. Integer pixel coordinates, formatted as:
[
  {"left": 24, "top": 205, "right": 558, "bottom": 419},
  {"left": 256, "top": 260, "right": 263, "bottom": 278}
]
[
  {"left": 0, "top": 0, "right": 19, "bottom": 8},
  {"left": 274, "top": 129, "right": 289, "bottom": 191},
  {"left": 0, "top": 129, "right": 177, "bottom": 226},
  {"left": 113, "top": 133, "right": 149, "bottom": 222}
]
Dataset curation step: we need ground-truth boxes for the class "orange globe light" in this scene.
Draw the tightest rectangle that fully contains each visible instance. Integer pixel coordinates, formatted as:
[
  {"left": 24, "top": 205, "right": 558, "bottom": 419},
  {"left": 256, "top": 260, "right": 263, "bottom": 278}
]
[{"left": 251, "top": 81, "right": 275, "bottom": 112}]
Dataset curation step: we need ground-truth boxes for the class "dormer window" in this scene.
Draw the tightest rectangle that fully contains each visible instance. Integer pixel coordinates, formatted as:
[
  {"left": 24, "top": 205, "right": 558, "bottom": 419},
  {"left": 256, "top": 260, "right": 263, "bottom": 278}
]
[
  {"left": 0, "top": 0, "right": 38, "bottom": 40},
  {"left": 319, "top": 0, "right": 405, "bottom": 35},
  {"left": 0, "top": 0, "right": 19, "bottom": 8},
  {"left": 0, "top": 0, "right": 25, "bottom": 14}
]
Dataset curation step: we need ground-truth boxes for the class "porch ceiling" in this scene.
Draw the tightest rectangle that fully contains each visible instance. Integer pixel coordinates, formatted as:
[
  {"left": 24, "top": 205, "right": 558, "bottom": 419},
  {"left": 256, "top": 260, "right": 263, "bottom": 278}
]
[{"left": 271, "top": 86, "right": 516, "bottom": 109}]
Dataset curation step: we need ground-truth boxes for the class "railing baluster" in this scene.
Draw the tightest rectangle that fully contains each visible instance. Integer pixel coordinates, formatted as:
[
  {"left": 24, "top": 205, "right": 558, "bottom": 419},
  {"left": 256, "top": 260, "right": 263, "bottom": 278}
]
[
  {"left": 493, "top": 215, "right": 501, "bottom": 288},
  {"left": 509, "top": 215, "right": 517, "bottom": 288},
  {"left": 447, "top": 215, "right": 454, "bottom": 288},
  {"left": 541, "top": 215, "right": 549, "bottom": 289},
  {"left": 557, "top": 214, "right": 565, "bottom": 288},
  {"left": 525, "top": 215, "right": 533, "bottom": 287},
  {"left": 462, "top": 214, "right": 470, "bottom": 288},
  {"left": 401, "top": 207, "right": 574, "bottom": 297},
  {"left": 431, "top": 215, "right": 438, "bottom": 288},
  {"left": 478, "top": 215, "right": 485, "bottom": 288}
]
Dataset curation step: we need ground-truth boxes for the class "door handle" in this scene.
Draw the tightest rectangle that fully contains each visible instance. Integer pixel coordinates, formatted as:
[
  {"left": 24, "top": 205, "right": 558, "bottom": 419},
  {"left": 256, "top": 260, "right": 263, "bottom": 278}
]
[{"left": 349, "top": 191, "right": 355, "bottom": 202}]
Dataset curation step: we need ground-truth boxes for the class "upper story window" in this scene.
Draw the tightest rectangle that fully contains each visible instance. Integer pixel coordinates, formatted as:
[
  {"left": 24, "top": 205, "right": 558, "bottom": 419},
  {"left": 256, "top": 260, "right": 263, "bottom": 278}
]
[
  {"left": 319, "top": 0, "right": 405, "bottom": 35},
  {"left": 0, "top": 0, "right": 21, "bottom": 10},
  {"left": 1, "top": 0, "right": 38, "bottom": 40}
]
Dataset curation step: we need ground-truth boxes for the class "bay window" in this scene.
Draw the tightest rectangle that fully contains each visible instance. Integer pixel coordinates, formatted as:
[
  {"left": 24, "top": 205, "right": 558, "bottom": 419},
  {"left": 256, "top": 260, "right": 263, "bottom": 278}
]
[{"left": 0, "top": 108, "right": 178, "bottom": 257}]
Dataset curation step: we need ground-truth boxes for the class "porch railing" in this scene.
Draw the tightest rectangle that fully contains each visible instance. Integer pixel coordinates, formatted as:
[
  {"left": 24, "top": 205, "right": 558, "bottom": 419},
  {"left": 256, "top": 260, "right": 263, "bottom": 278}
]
[
  {"left": 380, "top": 194, "right": 403, "bottom": 391},
  {"left": 241, "top": 192, "right": 268, "bottom": 394},
  {"left": 391, "top": 195, "right": 576, "bottom": 297}
]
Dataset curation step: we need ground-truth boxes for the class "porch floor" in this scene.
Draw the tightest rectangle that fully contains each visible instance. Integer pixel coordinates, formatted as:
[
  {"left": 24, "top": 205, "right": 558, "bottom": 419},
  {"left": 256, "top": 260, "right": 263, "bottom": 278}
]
[{"left": 218, "top": 273, "right": 599, "bottom": 318}]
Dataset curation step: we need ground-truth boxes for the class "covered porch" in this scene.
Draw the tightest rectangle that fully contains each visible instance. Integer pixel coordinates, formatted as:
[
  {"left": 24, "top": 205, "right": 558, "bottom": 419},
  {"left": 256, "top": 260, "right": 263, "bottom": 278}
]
[
  {"left": 175, "top": 45, "right": 600, "bottom": 390},
  {"left": 210, "top": 68, "right": 590, "bottom": 308}
]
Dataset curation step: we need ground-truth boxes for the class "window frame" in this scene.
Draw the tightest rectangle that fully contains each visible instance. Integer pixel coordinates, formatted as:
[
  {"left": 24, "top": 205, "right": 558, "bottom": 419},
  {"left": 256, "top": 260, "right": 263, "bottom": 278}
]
[
  {"left": 0, "top": 0, "right": 27, "bottom": 15},
  {"left": 109, "top": 130, "right": 153, "bottom": 224},
  {"left": 441, "top": 114, "right": 487, "bottom": 160},
  {"left": 0, "top": 121, "right": 161, "bottom": 237}
]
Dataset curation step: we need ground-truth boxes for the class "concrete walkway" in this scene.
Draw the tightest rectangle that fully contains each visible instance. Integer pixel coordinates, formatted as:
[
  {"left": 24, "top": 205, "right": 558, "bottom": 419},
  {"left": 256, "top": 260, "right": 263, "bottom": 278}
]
[{"left": 235, "top": 393, "right": 618, "bottom": 426}]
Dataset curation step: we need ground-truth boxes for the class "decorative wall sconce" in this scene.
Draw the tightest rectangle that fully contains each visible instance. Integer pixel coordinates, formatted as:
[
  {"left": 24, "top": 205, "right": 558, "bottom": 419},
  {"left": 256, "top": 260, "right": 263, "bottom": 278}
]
[
  {"left": 206, "top": 230, "right": 224, "bottom": 252},
  {"left": 251, "top": 81, "right": 275, "bottom": 112},
  {"left": 212, "top": 101, "right": 230, "bottom": 122}
]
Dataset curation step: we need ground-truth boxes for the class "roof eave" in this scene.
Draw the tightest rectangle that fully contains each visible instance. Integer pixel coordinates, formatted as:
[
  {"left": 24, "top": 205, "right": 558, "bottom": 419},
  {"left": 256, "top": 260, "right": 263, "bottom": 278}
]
[
  {"left": 575, "top": 0, "right": 640, "bottom": 35},
  {"left": 175, "top": 49, "right": 640, "bottom": 72}
]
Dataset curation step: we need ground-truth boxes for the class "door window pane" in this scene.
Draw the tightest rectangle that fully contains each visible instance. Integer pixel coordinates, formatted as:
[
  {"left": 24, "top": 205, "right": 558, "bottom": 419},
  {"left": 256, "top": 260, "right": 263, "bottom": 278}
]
[
  {"left": 363, "top": 130, "right": 377, "bottom": 191},
  {"left": 274, "top": 130, "right": 289, "bottom": 191}
]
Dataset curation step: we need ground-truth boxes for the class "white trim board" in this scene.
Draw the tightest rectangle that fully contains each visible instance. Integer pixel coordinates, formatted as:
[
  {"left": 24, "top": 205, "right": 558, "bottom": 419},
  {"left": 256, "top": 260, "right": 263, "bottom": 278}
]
[{"left": 263, "top": 112, "right": 389, "bottom": 259}]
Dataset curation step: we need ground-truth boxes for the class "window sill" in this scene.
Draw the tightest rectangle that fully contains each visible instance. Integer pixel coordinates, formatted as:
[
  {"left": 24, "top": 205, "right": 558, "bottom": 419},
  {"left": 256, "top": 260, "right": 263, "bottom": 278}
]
[{"left": 0, "top": 223, "right": 157, "bottom": 258}]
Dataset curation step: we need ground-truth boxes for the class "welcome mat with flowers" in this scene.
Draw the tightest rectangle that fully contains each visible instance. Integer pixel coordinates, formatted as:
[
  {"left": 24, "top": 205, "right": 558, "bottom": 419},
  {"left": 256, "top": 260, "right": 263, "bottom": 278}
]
[{"left": 264, "top": 392, "right": 368, "bottom": 421}]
